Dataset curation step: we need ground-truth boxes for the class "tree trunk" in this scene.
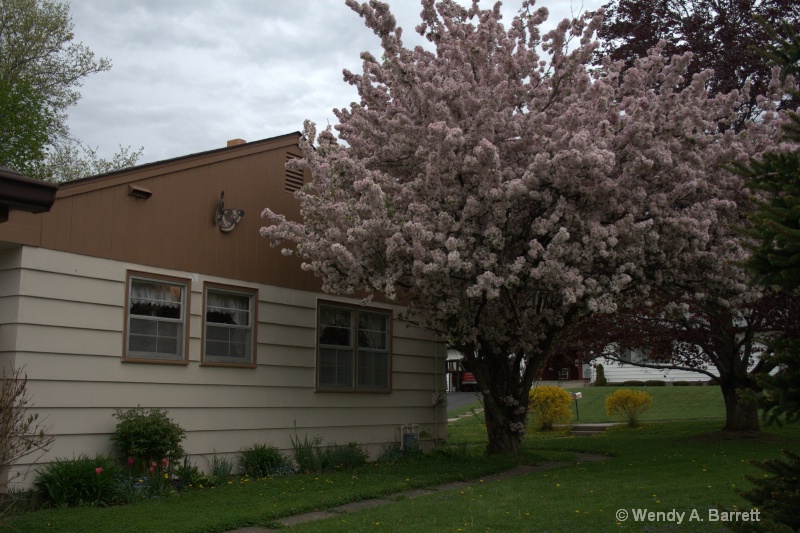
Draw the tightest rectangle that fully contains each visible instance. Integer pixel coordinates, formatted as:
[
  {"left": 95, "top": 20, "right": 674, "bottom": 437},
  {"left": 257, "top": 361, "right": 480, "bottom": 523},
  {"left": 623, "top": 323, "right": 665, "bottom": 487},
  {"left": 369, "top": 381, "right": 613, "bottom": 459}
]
[
  {"left": 465, "top": 341, "right": 537, "bottom": 455},
  {"left": 720, "top": 381, "right": 760, "bottom": 432},
  {"left": 482, "top": 393, "right": 526, "bottom": 455}
]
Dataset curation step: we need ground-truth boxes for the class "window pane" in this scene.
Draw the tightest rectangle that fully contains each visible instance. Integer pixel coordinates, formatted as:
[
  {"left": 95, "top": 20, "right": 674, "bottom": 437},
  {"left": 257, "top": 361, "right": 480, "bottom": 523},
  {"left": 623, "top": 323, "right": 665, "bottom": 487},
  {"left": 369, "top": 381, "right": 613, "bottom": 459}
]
[
  {"left": 319, "top": 348, "right": 353, "bottom": 388},
  {"left": 319, "top": 307, "right": 353, "bottom": 347},
  {"left": 128, "top": 319, "right": 181, "bottom": 358},
  {"left": 129, "top": 318, "right": 156, "bottom": 335},
  {"left": 358, "top": 350, "right": 389, "bottom": 390},
  {"left": 321, "top": 306, "right": 353, "bottom": 328},
  {"left": 129, "top": 333, "right": 157, "bottom": 353},
  {"left": 359, "top": 312, "right": 387, "bottom": 333},
  {"left": 358, "top": 312, "right": 387, "bottom": 349},
  {"left": 206, "top": 325, "right": 230, "bottom": 342},
  {"left": 156, "top": 337, "right": 178, "bottom": 355},
  {"left": 205, "top": 323, "right": 252, "bottom": 363},
  {"left": 207, "top": 291, "right": 250, "bottom": 326}
]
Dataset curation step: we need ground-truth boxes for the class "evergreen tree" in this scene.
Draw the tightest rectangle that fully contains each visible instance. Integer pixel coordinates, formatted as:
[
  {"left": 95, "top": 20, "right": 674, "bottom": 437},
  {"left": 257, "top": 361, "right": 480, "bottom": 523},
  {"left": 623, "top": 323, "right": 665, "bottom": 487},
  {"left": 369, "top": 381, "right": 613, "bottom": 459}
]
[{"left": 729, "top": 19, "right": 800, "bottom": 533}]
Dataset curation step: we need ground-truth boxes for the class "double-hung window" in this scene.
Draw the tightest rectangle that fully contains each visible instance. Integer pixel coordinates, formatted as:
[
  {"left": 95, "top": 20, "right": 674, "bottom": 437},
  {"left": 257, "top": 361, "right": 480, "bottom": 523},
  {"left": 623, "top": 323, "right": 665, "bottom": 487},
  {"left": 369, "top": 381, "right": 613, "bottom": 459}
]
[
  {"left": 203, "top": 284, "right": 257, "bottom": 366},
  {"left": 125, "top": 273, "right": 189, "bottom": 362},
  {"left": 317, "top": 302, "right": 391, "bottom": 392}
]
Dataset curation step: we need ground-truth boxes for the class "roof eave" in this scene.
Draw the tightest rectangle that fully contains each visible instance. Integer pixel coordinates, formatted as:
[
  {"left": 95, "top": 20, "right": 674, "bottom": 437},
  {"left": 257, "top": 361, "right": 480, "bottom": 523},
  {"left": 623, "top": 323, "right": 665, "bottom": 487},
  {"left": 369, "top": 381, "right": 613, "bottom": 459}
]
[{"left": 0, "top": 166, "right": 58, "bottom": 217}]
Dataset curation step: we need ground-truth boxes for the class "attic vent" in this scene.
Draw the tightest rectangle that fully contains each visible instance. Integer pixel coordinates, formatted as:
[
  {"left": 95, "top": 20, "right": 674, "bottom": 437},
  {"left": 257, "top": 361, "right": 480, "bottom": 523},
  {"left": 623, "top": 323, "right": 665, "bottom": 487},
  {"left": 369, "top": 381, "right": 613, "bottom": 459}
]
[{"left": 285, "top": 153, "right": 304, "bottom": 193}]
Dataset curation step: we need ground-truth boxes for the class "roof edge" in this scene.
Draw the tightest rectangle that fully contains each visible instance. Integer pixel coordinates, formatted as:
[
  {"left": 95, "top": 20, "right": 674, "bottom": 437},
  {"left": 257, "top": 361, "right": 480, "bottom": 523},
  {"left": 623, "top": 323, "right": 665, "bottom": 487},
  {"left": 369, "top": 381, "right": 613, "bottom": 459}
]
[
  {"left": 0, "top": 166, "right": 58, "bottom": 215},
  {"left": 57, "top": 131, "right": 303, "bottom": 197}
]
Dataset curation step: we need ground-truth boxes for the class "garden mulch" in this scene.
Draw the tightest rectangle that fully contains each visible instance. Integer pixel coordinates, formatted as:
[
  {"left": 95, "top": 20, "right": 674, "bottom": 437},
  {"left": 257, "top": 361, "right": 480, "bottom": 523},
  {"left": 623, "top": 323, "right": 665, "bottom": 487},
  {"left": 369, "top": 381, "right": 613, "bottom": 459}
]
[{"left": 225, "top": 452, "right": 608, "bottom": 531}]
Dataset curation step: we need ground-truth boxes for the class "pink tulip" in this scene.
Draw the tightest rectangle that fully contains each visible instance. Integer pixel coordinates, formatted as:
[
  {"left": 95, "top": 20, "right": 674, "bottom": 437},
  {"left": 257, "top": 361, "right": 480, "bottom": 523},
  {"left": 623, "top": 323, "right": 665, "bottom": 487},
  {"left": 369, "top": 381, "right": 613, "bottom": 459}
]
[
  {"left": 95, "top": 467, "right": 103, "bottom": 475},
  {"left": 149, "top": 465, "right": 155, "bottom": 473},
  {"left": 127, "top": 457, "right": 135, "bottom": 465},
  {"left": 161, "top": 457, "right": 168, "bottom": 468}
]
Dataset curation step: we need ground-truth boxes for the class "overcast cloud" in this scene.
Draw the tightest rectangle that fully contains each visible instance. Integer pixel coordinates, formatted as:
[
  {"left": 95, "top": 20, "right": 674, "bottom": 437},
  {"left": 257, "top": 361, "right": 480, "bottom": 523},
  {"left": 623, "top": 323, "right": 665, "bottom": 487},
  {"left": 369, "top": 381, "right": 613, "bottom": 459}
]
[{"left": 66, "top": 0, "right": 603, "bottom": 165}]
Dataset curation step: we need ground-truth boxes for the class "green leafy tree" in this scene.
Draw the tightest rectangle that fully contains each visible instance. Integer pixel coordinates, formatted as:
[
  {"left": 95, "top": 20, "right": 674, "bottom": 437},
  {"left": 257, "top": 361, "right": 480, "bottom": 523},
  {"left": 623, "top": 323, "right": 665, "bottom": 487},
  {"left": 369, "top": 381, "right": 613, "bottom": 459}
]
[
  {"left": 0, "top": 0, "right": 141, "bottom": 180},
  {"left": 0, "top": 79, "right": 53, "bottom": 176}
]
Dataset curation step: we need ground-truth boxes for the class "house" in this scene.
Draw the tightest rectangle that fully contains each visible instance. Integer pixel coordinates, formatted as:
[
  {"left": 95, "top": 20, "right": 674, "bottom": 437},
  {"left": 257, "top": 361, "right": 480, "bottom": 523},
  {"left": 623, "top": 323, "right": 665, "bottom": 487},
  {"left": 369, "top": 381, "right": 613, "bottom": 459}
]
[
  {"left": 0, "top": 134, "right": 447, "bottom": 489},
  {"left": 591, "top": 349, "right": 718, "bottom": 383}
]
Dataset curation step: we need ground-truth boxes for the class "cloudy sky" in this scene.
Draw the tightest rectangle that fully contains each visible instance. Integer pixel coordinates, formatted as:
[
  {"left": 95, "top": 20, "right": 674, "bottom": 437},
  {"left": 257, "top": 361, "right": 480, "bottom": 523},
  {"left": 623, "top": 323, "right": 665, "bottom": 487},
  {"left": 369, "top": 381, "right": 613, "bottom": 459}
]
[{"left": 66, "top": 0, "right": 604, "bottom": 165}]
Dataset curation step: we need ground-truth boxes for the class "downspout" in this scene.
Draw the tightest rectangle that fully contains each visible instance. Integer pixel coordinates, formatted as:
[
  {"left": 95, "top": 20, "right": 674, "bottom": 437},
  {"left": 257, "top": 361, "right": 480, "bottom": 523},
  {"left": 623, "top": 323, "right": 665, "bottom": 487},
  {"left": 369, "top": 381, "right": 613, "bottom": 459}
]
[{"left": 433, "top": 340, "right": 443, "bottom": 445}]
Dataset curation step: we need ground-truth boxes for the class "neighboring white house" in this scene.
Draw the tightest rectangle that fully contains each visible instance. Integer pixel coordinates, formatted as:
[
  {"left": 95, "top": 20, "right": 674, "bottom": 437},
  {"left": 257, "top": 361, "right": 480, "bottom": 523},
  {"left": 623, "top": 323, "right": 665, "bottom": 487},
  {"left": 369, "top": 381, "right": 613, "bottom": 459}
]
[
  {"left": 0, "top": 135, "right": 448, "bottom": 489},
  {"left": 590, "top": 349, "right": 718, "bottom": 383}
]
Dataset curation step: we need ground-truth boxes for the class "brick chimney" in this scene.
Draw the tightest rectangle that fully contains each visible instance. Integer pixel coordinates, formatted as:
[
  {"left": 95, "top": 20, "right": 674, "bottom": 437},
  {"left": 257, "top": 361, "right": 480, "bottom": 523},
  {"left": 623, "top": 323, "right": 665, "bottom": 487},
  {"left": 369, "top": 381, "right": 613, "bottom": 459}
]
[{"left": 227, "top": 138, "right": 246, "bottom": 147}]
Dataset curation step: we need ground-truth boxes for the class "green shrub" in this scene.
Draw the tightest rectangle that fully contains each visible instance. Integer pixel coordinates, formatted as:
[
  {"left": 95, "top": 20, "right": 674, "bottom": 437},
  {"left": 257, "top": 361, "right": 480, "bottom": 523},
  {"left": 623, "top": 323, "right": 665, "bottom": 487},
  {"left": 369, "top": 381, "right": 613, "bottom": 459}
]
[
  {"left": 173, "top": 456, "right": 209, "bottom": 490},
  {"left": 240, "top": 443, "right": 291, "bottom": 478},
  {"left": 605, "top": 389, "right": 652, "bottom": 427},
  {"left": 290, "top": 431, "right": 326, "bottom": 473},
  {"left": 207, "top": 453, "right": 235, "bottom": 485},
  {"left": 622, "top": 380, "right": 646, "bottom": 387},
  {"left": 528, "top": 385, "right": 572, "bottom": 430},
  {"left": 111, "top": 407, "right": 186, "bottom": 472},
  {"left": 322, "top": 442, "right": 368, "bottom": 470},
  {"left": 594, "top": 364, "right": 607, "bottom": 386},
  {"left": 672, "top": 381, "right": 691, "bottom": 387},
  {"left": 377, "top": 442, "right": 404, "bottom": 463},
  {"left": 645, "top": 380, "right": 666, "bottom": 386},
  {"left": 35, "top": 454, "right": 124, "bottom": 508}
]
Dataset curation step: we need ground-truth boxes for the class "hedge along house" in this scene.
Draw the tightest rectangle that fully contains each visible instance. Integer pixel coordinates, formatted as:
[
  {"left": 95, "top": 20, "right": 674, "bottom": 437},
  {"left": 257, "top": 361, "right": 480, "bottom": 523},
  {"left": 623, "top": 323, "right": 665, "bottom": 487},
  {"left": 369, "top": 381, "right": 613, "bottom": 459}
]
[{"left": 0, "top": 134, "right": 448, "bottom": 489}]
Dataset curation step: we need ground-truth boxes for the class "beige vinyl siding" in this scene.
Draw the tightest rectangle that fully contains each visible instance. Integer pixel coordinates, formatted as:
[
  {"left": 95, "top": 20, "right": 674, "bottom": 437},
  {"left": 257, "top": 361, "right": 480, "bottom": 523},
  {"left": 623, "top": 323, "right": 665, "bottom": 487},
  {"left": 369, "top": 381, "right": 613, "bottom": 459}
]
[{"left": 3, "top": 246, "right": 446, "bottom": 489}]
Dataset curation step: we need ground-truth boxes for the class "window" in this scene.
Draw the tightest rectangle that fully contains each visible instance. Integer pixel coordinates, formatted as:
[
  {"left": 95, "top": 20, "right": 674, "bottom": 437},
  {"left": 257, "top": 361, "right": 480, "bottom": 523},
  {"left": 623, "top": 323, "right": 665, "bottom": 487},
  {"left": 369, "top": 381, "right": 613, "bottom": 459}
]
[
  {"left": 125, "top": 273, "right": 189, "bottom": 362},
  {"left": 317, "top": 302, "right": 391, "bottom": 392},
  {"left": 203, "top": 284, "right": 257, "bottom": 366}
]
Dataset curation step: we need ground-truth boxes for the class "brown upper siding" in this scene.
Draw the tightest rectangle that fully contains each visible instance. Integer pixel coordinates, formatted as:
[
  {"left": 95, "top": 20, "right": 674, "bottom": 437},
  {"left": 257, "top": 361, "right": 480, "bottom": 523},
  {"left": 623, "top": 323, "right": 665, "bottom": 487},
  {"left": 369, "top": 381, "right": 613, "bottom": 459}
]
[{"left": 0, "top": 133, "right": 321, "bottom": 292}]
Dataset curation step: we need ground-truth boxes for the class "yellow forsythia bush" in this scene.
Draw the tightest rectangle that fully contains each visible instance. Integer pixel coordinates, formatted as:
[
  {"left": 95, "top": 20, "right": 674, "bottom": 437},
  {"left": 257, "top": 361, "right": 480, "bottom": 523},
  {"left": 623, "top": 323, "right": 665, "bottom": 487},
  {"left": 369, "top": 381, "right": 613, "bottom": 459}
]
[
  {"left": 605, "top": 388, "right": 652, "bottom": 427},
  {"left": 528, "top": 385, "right": 572, "bottom": 430}
]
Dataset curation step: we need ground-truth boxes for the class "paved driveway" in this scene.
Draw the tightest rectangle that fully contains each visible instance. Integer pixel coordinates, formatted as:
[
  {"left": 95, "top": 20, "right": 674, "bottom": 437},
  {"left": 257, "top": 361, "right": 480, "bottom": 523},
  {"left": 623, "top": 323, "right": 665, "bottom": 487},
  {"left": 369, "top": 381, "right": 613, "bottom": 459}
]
[{"left": 447, "top": 391, "right": 482, "bottom": 412}]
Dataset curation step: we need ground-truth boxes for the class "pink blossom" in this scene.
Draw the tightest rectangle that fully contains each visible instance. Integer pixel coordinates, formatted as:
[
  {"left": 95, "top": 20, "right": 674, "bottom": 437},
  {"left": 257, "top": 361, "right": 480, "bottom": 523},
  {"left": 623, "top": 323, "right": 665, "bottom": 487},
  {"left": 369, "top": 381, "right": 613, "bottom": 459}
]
[
  {"left": 161, "top": 458, "right": 168, "bottom": 468},
  {"left": 127, "top": 457, "right": 134, "bottom": 466},
  {"left": 95, "top": 467, "right": 103, "bottom": 475},
  {"left": 259, "top": 0, "right": 789, "bottom": 453}
]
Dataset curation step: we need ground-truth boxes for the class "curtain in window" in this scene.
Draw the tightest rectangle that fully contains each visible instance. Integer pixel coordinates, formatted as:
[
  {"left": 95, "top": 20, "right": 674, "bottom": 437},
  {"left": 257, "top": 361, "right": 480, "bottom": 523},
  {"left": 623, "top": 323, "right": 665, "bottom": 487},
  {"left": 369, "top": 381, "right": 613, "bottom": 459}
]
[
  {"left": 131, "top": 280, "right": 182, "bottom": 308},
  {"left": 207, "top": 291, "right": 250, "bottom": 326}
]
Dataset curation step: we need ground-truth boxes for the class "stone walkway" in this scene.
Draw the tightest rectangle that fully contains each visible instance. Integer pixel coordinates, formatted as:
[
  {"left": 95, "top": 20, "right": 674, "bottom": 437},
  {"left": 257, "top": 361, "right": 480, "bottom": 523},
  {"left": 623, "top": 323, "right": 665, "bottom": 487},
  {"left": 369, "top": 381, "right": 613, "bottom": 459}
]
[{"left": 225, "top": 452, "right": 608, "bottom": 531}]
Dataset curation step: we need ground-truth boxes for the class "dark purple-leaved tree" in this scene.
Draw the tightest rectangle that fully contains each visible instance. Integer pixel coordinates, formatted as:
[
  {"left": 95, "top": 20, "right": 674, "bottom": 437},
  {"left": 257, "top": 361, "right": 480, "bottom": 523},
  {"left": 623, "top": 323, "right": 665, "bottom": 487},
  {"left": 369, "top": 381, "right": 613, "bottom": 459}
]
[{"left": 594, "top": 0, "right": 800, "bottom": 128}]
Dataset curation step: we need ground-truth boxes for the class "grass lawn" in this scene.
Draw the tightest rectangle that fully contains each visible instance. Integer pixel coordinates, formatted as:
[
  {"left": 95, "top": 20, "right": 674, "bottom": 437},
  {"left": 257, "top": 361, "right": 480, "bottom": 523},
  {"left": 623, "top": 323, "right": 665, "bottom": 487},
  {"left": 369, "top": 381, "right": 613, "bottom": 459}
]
[
  {"left": 448, "top": 384, "right": 727, "bottom": 425},
  {"left": 293, "top": 417, "right": 799, "bottom": 532},
  {"left": 3, "top": 387, "right": 792, "bottom": 532},
  {"left": 562, "top": 384, "right": 726, "bottom": 423}
]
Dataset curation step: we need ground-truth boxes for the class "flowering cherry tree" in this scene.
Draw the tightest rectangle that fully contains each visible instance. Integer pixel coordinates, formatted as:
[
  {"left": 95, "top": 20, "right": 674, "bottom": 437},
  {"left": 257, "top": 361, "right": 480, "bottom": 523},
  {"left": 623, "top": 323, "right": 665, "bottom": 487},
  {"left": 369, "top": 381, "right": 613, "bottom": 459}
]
[{"left": 262, "top": 0, "right": 784, "bottom": 453}]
